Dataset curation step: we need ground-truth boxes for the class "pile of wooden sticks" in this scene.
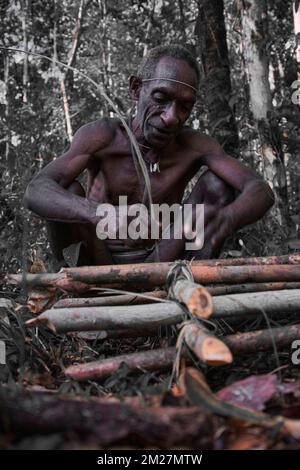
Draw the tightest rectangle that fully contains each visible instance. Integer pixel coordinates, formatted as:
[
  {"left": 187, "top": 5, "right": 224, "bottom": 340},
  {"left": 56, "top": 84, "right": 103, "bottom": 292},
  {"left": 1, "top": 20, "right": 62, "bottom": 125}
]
[{"left": 8, "top": 252, "right": 300, "bottom": 382}]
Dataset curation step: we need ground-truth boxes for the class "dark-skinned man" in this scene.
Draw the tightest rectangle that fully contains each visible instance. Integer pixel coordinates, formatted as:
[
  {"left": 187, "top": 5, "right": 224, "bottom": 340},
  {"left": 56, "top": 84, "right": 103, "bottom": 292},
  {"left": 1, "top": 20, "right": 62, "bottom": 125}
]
[{"left": 24, "top": 44, "right": 274, "bottom": 267}]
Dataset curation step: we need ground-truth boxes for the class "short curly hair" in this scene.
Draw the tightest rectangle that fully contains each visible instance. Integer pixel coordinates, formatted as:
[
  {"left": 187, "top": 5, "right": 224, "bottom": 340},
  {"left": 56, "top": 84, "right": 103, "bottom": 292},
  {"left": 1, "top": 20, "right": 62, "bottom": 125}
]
[{"left": 137, "top": 44, "right": 200, "bottom": 85}]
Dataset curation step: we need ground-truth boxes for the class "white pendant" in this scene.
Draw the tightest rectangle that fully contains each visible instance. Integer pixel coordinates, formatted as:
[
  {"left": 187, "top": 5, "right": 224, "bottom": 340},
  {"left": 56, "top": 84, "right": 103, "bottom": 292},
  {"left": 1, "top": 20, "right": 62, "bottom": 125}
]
[{"left": 150, "top": 162, "right": 160, "bottom": 173}]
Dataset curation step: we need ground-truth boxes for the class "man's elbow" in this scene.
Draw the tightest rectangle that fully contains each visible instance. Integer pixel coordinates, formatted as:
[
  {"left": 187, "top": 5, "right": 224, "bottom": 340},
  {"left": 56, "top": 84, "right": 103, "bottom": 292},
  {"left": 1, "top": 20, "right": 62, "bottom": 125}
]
[
  {"left": 256, "top": 180, "right": 275, "bottom": 212},
  {"left": 23, "top": 179, "right": 38, "bottom": 212}
]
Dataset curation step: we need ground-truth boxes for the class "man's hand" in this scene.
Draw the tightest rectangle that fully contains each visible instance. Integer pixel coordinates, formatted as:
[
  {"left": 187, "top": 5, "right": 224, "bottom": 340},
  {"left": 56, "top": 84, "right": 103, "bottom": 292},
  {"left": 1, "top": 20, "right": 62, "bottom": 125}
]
[{"left": 205, "top": 205, "right": 236, "bottom": 248}]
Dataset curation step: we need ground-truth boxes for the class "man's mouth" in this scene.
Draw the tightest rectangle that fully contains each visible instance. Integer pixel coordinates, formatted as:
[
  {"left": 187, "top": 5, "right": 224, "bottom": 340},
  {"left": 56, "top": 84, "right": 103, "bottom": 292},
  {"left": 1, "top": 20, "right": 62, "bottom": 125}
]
[{"left": 150, "top": 125, "right": 173, "bottom": 137}]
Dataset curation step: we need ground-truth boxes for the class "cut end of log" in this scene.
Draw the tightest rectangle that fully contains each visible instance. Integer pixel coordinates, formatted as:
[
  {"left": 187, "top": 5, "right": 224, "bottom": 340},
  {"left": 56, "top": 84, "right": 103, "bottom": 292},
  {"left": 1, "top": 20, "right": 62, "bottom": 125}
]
[
  {"left": 188, "top": 289, "right": 213, "bottom": 319},
  {"left": 202, "top": 337, "right": 233, "bottom": 366}
]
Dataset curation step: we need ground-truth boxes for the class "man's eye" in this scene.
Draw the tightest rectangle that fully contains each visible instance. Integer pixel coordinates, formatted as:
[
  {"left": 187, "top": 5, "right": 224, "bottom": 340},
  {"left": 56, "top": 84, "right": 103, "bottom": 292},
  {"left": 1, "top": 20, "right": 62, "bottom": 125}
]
[{"left": 153, "top": 95, "right": 167, "bottom": 103}]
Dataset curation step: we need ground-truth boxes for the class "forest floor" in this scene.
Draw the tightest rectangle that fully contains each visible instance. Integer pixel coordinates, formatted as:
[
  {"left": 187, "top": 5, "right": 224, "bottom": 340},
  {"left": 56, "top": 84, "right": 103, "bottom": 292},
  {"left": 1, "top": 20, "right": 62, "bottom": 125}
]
[{"left": 1, "top": 221, "right": 300, "bottom": 450}]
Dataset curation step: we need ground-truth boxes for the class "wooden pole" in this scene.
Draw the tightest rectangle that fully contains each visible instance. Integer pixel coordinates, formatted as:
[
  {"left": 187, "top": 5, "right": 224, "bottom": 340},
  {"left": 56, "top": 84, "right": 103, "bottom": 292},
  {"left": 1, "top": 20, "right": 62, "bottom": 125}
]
[
  {"left": 224, "top": 323, "right": 300, "bottom": 354},
  {"left": 65, "top": 347, "right": 177, "bottom": 381},
  {"left": 53, "top": 290, "right": 167, "bottom": 308},
  {"left": 212, "top": 289, "right": 300, "bottom": 318},
  {"left": 26, "top": 302, "right": 184, "bottom": 333},
  {"left": 207, "top": 282, "right": 300, "bottom": 296},
  {"left": 9, "top": 263, "right": 300, "bottom": 289},
  {"left": 27, "top": 290, "right": 300, "bottom": 333},
  {"left": 65, "top": 323, "right": 300, "bottom": 381}
]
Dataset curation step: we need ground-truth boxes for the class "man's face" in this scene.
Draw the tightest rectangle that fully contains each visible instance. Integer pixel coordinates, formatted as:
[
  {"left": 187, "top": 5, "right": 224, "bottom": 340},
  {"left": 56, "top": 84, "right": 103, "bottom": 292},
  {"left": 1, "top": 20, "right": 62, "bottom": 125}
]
[{"left": 135, "top": 57, "right": 198, "bottom": 148}]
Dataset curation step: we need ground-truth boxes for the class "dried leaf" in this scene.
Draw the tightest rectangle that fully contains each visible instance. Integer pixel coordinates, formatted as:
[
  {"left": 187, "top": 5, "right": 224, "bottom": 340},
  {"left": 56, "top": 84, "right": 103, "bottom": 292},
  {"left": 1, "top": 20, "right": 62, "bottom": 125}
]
[{"left": 217, "top": 374, "right": 278, "bottom": 411}]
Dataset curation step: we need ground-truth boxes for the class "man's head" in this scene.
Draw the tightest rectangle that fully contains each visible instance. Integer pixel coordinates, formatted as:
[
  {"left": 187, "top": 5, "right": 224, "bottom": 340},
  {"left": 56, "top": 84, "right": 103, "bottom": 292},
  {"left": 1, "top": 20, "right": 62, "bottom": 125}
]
[{"left": 130, "top": 45, "right": 200, "bottom": 148}]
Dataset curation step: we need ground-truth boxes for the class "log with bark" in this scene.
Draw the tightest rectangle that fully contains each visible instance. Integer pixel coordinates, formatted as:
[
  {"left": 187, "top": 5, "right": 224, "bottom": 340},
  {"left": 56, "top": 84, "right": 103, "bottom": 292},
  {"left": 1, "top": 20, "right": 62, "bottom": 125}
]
[
  {"left": 53, "top": 290, "right": 167, "bottom": 308},
  {"left": 53, "top": 282, "right": 300, "bottom": 310},
  {"left": 27, "top": 289, "right": 300, "bottom": 333},
  {"left": 0, "top": 386, "right": 216, "bottom": 448},
  {"left": 207, "top": 282, "right": 300, "bottom": 296},
  {"left": 8, "top": 262, "right": 300, "bottom": 290},
  {"left": 26, "top": 301, "right": 184, "bottom": 333},
  {"left": 64, "top": 323, "right": 300, "bottom": 381}
]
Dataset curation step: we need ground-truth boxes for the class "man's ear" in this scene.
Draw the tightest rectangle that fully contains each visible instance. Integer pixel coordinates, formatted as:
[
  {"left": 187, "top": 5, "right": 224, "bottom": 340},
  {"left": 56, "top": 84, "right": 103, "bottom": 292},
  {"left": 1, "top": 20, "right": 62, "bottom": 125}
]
[{"left": 129, "top": 75, "right": 142, "bottom": 101}]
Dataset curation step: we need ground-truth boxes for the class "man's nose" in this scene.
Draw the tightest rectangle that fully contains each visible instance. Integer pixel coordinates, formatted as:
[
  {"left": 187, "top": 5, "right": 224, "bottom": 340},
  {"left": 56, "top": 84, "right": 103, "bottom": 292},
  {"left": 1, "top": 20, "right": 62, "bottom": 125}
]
[{"left": 160, "top": 103, "right": 180, "bottom": 127}]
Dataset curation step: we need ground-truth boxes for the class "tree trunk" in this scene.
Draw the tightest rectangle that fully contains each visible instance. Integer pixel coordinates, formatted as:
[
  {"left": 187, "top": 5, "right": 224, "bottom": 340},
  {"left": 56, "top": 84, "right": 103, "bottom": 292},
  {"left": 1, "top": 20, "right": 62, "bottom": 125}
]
[
  {"left": 241, "top": 0, "right": 288, "bottom": 222},
  {"left": 294, "top": 0, "right": 300, "bottom": 79},
  {"left": 59, "top": 0, "right": 86, "bottom": 142},
  {"left": 195, "top": 0, "right": 239, "bottom": 154},
  {"left": 21, "top": 0, "right": 29, "bottom": 104}
]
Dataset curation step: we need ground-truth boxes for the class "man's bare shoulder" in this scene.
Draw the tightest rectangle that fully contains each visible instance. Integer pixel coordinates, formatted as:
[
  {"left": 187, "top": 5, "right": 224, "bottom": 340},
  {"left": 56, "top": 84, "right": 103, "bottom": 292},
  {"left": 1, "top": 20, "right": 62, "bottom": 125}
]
[
  {"left": 178, "top": 127, "right": 222, "bottom": 157},
  {"left": 72, "top": 118, "right": 118, "bottom": 154}
]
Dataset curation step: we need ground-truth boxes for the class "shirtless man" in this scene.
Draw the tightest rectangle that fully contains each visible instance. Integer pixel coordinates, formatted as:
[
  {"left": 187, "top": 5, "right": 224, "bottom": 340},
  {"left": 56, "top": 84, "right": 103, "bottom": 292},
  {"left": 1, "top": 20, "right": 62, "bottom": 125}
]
[{"left": 24, "top": 45, "right": 274, "bottom": 267}]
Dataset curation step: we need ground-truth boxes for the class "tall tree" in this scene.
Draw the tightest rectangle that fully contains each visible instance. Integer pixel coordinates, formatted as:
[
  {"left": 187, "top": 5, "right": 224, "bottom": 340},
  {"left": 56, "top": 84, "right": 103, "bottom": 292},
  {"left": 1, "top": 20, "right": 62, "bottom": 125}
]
[
  {"left": 294, "top": 0, "right": 300, "bottom": 79},
  {"left": 241, "top": 0, "right": 288, "bottom": 224},
  {"left": 194, "top": 0, "right": 239, "bottom": 155}
]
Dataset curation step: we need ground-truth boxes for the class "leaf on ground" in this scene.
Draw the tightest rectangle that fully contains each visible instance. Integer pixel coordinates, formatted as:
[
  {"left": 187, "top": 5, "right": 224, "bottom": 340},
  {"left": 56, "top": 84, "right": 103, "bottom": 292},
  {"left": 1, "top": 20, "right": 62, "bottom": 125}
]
[
  {"left": 217, "top": 374, "right": 278, "bottom": 411},
  {"left": 217, "top": 375, "right": 300, "bottom": 412}
]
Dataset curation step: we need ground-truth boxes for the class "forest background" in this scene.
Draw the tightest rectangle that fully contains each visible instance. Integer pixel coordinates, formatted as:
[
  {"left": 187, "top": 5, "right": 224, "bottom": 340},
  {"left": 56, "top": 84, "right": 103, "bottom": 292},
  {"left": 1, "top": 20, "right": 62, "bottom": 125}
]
[{"left": 0, "top": 0, "right": 300, "bottom": 274}]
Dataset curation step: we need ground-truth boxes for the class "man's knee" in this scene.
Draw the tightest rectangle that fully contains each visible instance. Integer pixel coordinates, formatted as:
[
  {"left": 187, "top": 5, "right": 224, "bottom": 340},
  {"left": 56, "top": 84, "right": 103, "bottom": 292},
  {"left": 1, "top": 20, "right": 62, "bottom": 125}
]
[{"left": 201, "top": 170, "right": 234, "bottom": 207}]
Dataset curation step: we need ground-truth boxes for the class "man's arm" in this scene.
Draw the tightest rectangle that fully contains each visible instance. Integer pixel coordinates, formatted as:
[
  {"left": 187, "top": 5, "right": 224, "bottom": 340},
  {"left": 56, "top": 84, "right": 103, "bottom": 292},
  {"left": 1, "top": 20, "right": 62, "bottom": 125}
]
[
  {"left": 198, "top": 136, "right": 275, "bottom": 246},
  {"left": 146, "top": 135, "right": 275, "bottom": 262},
  {"left": 24, "top": 119, "right": 113, "bottom": 224}
]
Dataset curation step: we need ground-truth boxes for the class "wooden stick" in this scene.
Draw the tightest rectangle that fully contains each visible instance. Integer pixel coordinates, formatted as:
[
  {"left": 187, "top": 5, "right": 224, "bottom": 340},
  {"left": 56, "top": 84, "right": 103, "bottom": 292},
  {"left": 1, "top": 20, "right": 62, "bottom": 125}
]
[
  {"left": 171, "top": 279, "right": 213, "bottom": 319},
  {"left": 224, "top": 323, "right": 300, "bottom": 354},
  {"left": 53, "top": 290, "right": 167, "bottom": 308},
  {"left": 212, "top": 289, "right": 300, "bottom": 318},
  {"left": 26, "top": 302, "right": 184, "bottom": 333},
  {"left": 192, "top": 253, "right": 300, "bottom": 266},
  {"left": 0, "top": 386, "right": 214, "bottom": 446},
  {"left": 64, "top": 323, "right": 300, "bottom": 381},
  {"left": 64, "top": 347, "right": 177, "bottom": 381},
  {"left": 207, "top": 282, "right": 300, "bottom": 296},
  {"left": 27, "top": 289, "right": 300, "bottom": 333},
  {"left": 181, "top": 322, "right": 232, "bottom": 366},
  {"left": 9, "top": 263, "right": 300, "bottom": 289}
]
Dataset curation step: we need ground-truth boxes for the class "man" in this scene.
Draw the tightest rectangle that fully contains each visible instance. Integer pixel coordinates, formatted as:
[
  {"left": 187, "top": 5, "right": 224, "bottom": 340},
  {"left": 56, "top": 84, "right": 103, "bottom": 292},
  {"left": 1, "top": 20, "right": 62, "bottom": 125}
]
[{"left": 24, "top": 45, "right": 274, "bottom": 267}]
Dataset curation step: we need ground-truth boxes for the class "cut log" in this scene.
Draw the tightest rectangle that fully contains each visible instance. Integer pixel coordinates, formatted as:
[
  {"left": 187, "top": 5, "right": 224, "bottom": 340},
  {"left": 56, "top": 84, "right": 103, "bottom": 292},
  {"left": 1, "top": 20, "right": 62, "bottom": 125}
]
[
  {"left": 0, "top": 386, "right": 216, "bottom": 447},
  {"left": 212, "top": 289, "right": 300, "bottom": 318},
  {"left": 181, "top": 322, "right": 232, "bottom": 366},
  {"left": 27, "top": 289, "right": 300, "bottom": 334},
  {"left": 224, "top": 323, "right": 300, "bottom": 354},
  {"left": 53, "top": 290, "right": 167, "bottom": 308},
  {"left": 9, "top": 263, "right": 300, "bottom": 289},
  {"left": 26, "top": 302, "right": 184, "bottom": 333},
  {"left": 64, "top": 347, "right": 177, "bottom": 381},
  {"left": 64, "top": 323, "right": 300, "bottom": 381},
  {"left": 207, "top": 282, "right": 300, "bottom": 296},
  {"left": 171, "top": 279, "right": 213, "bottom": 318},
  {"left": 194, "top": 253, "right": 300, "bottom": 266}
]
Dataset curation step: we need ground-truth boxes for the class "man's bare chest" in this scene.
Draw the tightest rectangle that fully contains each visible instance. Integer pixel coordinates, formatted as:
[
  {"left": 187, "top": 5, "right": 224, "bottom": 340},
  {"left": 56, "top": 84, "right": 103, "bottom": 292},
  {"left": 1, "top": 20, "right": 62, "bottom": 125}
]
[{"left": 88, "top": 150, "right": 197, "bottom": 206}]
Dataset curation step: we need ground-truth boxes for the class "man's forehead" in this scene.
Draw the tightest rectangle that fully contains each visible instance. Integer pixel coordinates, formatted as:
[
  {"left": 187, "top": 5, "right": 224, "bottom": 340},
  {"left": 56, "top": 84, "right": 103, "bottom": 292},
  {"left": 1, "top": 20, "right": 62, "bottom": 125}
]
[
  {"left": 144, "top": 56, "right": 198, "bottom": 94},
  {"left": 155, "top": 56, "right": 197, "bottom": 83}
]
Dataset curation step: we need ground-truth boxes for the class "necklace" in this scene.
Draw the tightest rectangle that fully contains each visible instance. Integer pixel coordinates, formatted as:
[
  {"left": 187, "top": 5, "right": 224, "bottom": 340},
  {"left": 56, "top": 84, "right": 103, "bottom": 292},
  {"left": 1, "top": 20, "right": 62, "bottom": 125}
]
[{"left": 138, "top": 143, "right": 161, "bottom": 174}]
